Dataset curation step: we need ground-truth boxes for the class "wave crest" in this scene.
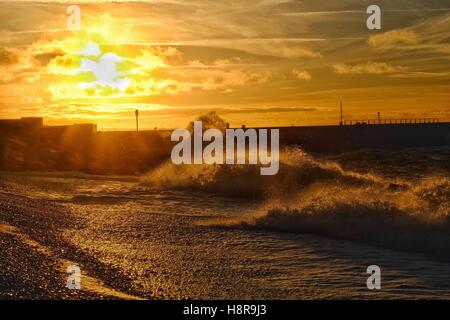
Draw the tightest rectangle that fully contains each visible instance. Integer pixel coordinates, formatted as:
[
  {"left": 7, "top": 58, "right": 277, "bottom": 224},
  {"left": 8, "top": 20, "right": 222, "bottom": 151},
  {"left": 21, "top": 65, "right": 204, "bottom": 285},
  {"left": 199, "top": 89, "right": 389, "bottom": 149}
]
[
  {"left": 143, "top": 146, "right": 450, "bottom": 257},
  {"left": 141, "top": 148, "right": 381, "bottom": 199},
  {"left": 203, "top": 177, "right": 450, "bottom": 258}
]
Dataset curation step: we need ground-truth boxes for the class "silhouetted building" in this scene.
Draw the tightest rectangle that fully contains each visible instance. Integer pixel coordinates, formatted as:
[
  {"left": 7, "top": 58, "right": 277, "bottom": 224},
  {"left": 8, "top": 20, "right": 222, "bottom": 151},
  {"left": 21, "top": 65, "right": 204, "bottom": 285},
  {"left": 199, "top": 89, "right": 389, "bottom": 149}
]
[
  {"left": 0, "top": 117, "right": 170, "bottom": 174},
  {"left": 0, "top": 118, "right": 97, "bottom": 171},
  {"left": 0, "top": 117, "right": 43, "bottom": 131}
]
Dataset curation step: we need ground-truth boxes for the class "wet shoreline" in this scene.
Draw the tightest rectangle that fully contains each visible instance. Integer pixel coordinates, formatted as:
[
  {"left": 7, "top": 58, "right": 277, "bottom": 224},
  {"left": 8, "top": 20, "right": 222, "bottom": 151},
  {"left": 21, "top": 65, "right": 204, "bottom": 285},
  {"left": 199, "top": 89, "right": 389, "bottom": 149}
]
[
  {"left": 2, "top": 165, "right": 450, "bottom": 299},
  {"left": 0, "top": 182, "right": 144, "bottom": 300}
]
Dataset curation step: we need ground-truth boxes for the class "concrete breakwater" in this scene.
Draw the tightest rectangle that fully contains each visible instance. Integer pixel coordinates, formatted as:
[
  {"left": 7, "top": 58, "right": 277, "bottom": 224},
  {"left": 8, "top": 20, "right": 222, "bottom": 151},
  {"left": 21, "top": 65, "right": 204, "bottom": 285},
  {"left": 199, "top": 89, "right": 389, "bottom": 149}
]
[
  {"left": 1, "top": 117, "right": 449, "bottom": 174},
  {"left": 276, "top": 122, "right": 450, "bottom": 153}
]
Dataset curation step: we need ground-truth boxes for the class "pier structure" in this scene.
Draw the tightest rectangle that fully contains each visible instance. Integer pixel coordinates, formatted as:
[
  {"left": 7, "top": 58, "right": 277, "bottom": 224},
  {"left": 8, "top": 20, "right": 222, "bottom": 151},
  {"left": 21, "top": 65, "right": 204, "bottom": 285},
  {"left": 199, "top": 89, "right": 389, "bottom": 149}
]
[
  {"left": 337, "top": 102, "right": 439, "bottom": 126},
  {"left": 342, "top": 118, "right": 439, "bottom": 125}
]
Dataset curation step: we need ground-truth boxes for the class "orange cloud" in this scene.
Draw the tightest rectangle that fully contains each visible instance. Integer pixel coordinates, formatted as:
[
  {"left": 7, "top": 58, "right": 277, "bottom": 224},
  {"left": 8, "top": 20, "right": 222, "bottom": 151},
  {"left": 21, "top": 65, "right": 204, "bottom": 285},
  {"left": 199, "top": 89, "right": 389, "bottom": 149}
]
[
  {"left": 332, "top": 61, "right": 404, "bottom": 75},
  {"left": 292, "top": 69, "right": 312, "bottom": 80},
  {"left": 368, "top": 30, "right": 418, "bottom": 48},
  {"left": 279, "top": 47, "right": 322, "bottom": 58}
]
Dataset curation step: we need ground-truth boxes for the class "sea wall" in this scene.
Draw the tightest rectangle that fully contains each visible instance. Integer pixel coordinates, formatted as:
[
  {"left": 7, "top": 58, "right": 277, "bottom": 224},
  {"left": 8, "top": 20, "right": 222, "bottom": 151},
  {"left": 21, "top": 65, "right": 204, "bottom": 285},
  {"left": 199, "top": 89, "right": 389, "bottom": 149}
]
[
  {"left": 277, "top": 123, "right": 450, "bottom": 153},
  {"left": 0, "top": 121, "right": 449, "bottom": 174}
]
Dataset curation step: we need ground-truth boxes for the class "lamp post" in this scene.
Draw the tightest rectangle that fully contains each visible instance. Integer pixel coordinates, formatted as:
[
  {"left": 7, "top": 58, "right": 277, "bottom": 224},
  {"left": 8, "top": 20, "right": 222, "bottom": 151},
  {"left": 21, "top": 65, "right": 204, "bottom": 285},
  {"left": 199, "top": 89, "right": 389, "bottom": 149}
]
[{"left": 135, "top": 109, "right": 139, "bottom": 132}]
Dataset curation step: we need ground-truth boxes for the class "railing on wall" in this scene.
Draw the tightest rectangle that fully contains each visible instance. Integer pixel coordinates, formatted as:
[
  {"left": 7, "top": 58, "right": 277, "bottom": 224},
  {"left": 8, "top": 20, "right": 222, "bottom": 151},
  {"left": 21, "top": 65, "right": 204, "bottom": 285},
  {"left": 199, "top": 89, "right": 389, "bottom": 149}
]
[{"left": 342, "top": 118, "right": 439, "bottom": 126}]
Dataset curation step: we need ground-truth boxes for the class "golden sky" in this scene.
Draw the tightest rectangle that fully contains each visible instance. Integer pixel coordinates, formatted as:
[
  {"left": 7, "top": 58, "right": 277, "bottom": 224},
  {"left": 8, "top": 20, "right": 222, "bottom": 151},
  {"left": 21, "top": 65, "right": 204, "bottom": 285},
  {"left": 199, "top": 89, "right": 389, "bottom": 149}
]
[{"left": 0, "top": 0, "right": 449, "bottom": 130}]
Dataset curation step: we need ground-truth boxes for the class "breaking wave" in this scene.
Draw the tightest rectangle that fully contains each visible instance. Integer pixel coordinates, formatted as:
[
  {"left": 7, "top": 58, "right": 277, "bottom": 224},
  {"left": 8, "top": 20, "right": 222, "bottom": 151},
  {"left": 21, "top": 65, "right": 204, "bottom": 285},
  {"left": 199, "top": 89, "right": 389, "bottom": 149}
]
[
  {"left": 203, "top": 177, "right": 450, "bottom": 259},
  {"left": 141, "top": 148, "right": 382, "bottom": 199},
  {"left": 142, "top": 146, "right": 450, "bottom": 257}
]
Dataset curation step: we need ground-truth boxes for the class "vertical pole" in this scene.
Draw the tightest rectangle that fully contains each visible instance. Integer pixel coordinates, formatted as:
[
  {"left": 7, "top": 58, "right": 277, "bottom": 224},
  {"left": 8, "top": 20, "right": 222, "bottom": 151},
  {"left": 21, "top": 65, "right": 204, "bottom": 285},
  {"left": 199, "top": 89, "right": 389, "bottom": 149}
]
[
  {"left": 340, "top": 101, "right": 343, "bottom": 126},
  {"left": 135, "top": 109, "right": 139, "bottom": 132}
]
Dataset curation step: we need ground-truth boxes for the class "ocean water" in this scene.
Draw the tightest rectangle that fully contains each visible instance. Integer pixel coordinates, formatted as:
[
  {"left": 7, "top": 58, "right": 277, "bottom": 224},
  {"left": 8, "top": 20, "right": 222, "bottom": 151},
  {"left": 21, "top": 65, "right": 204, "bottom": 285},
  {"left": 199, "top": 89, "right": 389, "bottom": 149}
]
[{"left": 3, "top": 146, "right": 450, "bottom": 299}]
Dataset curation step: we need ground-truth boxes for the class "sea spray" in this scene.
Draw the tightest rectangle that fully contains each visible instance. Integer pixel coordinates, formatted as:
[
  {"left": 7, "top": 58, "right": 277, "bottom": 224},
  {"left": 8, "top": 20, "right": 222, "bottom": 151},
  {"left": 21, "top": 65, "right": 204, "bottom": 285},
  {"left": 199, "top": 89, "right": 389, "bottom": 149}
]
[
  {"left": 171, "top": 121, "right": 280, "bottom": 175},
  {"left": 198, "top": 175, "right": 450, "bottom": 259},
  {"left": 143, "top": 144, "right": 450, "bottom": 258},
  {"left": 142, "top": 147, "right": 381, "bottom": 199}
]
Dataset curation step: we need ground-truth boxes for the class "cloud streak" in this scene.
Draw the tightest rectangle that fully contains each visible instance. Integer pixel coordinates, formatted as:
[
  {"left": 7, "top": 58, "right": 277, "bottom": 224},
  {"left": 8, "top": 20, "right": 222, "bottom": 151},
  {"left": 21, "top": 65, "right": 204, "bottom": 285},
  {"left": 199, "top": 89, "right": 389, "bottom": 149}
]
[
  {"left": 332, "top": 62, "right": 405, "bottom": 75},
  {"left": 368, "top": 30, "right": 419, "bottom": 48}
]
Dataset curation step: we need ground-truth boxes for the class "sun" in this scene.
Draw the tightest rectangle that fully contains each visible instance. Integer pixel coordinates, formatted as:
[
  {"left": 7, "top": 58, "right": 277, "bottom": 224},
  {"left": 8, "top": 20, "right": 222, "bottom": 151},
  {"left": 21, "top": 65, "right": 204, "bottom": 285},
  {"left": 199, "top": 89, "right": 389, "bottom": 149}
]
[
  {"left": 77, "top": 41, "right": 131, "bottom": 91},
  {"left": 45, "top": 24, "right": 177, "bottom": 101}
]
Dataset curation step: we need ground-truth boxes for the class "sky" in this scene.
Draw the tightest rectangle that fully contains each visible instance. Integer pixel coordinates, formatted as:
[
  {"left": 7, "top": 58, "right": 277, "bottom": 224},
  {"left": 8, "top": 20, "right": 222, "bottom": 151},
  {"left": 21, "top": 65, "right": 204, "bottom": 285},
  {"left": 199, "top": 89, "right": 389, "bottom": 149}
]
[{"left": 0, "top": 0, "right": 449, "bottom": 130}]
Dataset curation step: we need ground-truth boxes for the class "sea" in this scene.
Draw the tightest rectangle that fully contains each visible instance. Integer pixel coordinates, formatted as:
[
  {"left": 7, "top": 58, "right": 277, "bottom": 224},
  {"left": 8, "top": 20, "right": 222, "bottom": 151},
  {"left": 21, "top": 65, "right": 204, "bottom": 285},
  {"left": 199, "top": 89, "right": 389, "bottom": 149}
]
[{"left": 2, "top": 146, "right": 450, "bottom": 299}]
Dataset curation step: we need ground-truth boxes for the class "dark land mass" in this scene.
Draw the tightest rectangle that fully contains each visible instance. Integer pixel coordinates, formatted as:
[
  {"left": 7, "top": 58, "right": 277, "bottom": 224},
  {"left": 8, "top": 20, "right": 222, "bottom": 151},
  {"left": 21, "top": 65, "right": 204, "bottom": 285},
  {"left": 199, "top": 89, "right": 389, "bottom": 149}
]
[{"left": 1, "top": 117, "right": 449, "bottom": 175}]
